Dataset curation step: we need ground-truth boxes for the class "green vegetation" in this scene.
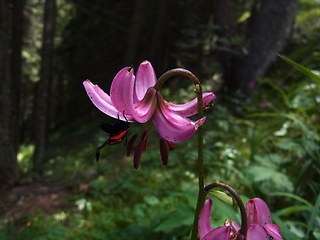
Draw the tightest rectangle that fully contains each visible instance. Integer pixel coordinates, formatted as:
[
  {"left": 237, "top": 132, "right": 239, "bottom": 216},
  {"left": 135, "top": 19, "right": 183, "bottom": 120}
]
[
  {"left": 1, "top": 57, "right": 319, "bottom": 239},
  {"left": 1, "top": 0, "right": 320, "bottom": 239}
]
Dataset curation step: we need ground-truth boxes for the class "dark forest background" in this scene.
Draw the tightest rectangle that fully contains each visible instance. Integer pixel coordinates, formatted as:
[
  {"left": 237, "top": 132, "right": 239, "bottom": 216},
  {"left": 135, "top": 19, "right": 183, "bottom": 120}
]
[{"left": 0, "top": 0, "right": 320, "bottom": 239}]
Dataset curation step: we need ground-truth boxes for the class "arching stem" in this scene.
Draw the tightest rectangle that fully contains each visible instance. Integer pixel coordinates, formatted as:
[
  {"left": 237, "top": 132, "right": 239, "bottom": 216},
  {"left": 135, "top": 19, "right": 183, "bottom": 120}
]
[
  {"left": 203, "top": 183, "right": 248, "bottom": 237},
  {"left": 154, "top": 68, "right": 201, "bottom": 91},
  {"left": 155, "top": 69, "right": 205, "bottom": 240}
]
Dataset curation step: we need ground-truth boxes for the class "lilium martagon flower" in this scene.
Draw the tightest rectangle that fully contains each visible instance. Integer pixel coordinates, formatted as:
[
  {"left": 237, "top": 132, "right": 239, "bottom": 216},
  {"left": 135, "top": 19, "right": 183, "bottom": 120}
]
[
  {"left": 83, "top": 60, "right": 215, "bottom": 168},
  {"left": 199, "top": 197, "right": 284, "bottom": 240}
]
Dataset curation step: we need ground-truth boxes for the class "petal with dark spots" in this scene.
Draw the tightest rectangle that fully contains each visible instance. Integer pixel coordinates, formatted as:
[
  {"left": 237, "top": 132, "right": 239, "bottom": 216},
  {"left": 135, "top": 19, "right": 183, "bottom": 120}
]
[
  {"left": 83, "top": 80, "right": 134, "bottom": 121},
  {"left": 110, "top": 67, "right": 135, "bottom": 116},
  {"left": 247, "top": 198, "right": 272, "bottom": 225}
]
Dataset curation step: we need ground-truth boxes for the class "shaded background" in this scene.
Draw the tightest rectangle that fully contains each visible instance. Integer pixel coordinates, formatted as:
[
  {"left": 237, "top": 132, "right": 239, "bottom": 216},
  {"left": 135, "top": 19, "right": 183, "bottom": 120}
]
[{"left": 0, "top": 0, "right": 320, "bottom": 239}]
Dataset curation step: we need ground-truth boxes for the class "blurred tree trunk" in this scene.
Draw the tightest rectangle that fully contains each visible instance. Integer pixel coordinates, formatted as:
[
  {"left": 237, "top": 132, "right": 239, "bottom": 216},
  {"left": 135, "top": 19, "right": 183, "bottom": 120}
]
[
  {"left": 240, "top": 0, "right": 299, "bottom": 97},
  {"left": 33, "top": 0, "right": 56, "bottom": 173},
  {"left": 0, "top": 0, "right": 25, "bottom": 185},
  {"left": 212, "top": 0, "right": 239, "bottom": 94},
  {"left": 124, "top": 0, "right": 146, "bottom": 65},
  {"left": 11, "top": 0, "right": 26, "bottom": 153}
]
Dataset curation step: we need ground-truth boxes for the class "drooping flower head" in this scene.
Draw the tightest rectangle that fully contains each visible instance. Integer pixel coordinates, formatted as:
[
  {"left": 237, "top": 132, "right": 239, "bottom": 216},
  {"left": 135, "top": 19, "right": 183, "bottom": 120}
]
[
  {"left": 199, "top": 183, "right": 284, "bottom": 240},
  {"left": 83, "top": 61, "right": 215, "bottom": 167},
  {"left": 198, "top": 198, "right": 236, "bottom": 240},
  {"left": 199, "top": 198, "right": 283, "bottom": 240}
]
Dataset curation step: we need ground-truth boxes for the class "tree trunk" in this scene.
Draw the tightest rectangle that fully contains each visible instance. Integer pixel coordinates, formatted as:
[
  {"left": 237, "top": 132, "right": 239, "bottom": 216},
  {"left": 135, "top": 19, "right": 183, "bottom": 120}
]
[
  {"left": 0, "top": 0, "right": 20, "bottom": 186},
  {"left": 212, "top": 0, "right": 239, "bottom": 94},
  {"left": 240, "top": 0, "right": 299, "bottom": 97},
  {"left": 33, "top": 0, "right": 56, "bottom": 173},
  {"left": 11, "top": 0, "right": 26, "bottom": 153}
]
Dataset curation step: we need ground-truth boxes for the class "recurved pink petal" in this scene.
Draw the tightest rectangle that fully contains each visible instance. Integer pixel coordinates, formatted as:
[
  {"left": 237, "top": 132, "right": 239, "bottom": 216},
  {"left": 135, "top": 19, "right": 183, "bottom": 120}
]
[
  {"left": 264, "top": 224, "right": 283, "bottom": 240},
  {"left": 247, "top": 224, "right": 274, "bottom": 240},
  {"left": 202, "top": 226, "right": 232, "bottom": 240},
  {"left": 131, "top": 87, "right": 157, "bottom": 123},
  {"left": 168, "top": 92, "right": 216, "bottom": 117},
  {"left": 153, "top": 93, "right": 206, "bottom": 142},
  {"left": 110, "top": 67, "right": 135, "bottom": 117},
  {"left": 153, "top": 107, "right": 205, "bottom": 143},
  {"left": 198, "top": 199, "right": 213, "bottom": 239},
  {"left": 246, "top": 198, "right": 272, "bottom": 225},
  {"left": 134, "top": 60, "right": 157, "bottom": 102},
  {"left": 83, "top": 80, "right": 134, "bottom": 121}
]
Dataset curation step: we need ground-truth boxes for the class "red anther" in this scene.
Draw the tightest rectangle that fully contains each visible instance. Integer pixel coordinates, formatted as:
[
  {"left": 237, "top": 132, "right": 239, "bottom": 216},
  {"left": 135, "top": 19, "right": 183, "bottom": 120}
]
[
  {"left": 159, "top": 138, "right": 168, "bottom": 166},
  {"left": 134, "top": 140, "right": 145, "bottom": 169},
  {"left": 143, "top": 132, "right": 149, "bottom": 151},
  {"left": 126, "top": 134, "right": 138, "bottom": 156},
  {"left": 166, "top": 141, "right": 175, "bottom": 150},
  {"left": 140, "top": 131, "right": 149, "bottom": 151}
]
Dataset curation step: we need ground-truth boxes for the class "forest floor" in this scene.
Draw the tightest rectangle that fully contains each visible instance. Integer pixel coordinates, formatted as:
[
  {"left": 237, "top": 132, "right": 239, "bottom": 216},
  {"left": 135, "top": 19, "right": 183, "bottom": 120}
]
[{"left": 0, "top": 180, "right": 89, "bottom": 227}]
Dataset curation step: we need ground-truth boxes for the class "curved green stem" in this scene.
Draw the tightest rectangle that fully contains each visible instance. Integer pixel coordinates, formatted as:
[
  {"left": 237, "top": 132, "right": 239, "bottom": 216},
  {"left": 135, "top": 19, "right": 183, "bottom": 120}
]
[
  {"left": 156, "top": 69, "right": 205, "bottom": 240},
  {"left": 191, "top": 83, "right": 205, "bottom": 240},
  {"left": 154, "top": 68, "right": 201, "bottom": 91},
  {"left": 203, "top": 183, "right": 248, "bottom": 237}
]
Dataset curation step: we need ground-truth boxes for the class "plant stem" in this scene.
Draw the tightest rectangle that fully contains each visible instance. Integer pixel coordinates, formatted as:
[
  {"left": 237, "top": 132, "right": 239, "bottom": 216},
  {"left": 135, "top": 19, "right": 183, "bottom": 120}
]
[
  {"left": 156, "top": 69, "right": 205, "bottom": 240},
  {"left": 154, "top": 68, "right": 201, "bottom": 90},
  {"left": 203, "top": 183, "right": 248, "bottom": 237},
  {"left": 191, "top": 84, "right": 205, "bottom": 240}
]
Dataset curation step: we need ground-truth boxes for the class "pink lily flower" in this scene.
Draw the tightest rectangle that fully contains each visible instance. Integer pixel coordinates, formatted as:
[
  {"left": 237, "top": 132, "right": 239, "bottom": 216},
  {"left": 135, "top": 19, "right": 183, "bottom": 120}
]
[
  {"left": 246, "top": 198, "right": 283, "bottom": 240},
  {"left": 83, "top": 60, "right": 214, "bottom": 142},
  {"left": 198, "top": 199, "right": 239, "bottom": 240},
  {"left": 83, "top": 61, "right": 215, "bottom": 166},
  {"left": 199, "top": 198, "right": 283, "bottom": 240}
]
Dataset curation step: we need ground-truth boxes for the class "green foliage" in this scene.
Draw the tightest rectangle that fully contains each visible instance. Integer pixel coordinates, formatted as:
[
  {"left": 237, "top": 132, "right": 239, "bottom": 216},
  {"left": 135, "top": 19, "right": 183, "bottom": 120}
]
[
  {"left": 17, "top": 144, "right": 35, "bottom": 174},
  {"left": 3, "top": 1, "right": 320, "bottom": 239},
  {"left": 6, "top": 58, "right": 320, "bottom": 238},
  {"left": 278, "top": 55, "right": 320, "bottom": 84},
  {"left": 201, "top": 56, "right": 320, "bottom": 239},
  {"left": 295, "top": 0, "right": 320, "bottom": 37}
]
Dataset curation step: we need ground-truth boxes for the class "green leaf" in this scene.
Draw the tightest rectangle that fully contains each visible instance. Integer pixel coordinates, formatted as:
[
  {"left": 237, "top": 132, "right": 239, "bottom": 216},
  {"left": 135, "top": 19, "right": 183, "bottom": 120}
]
[
  {"left": 272, "top": 215, "right": 302, "bottom": 240},
  {"left": 246, "top": 165, "right": 294, "bottom": 191},
  {"left": 154, "top": 209, "right": 193, "bottom": 232},
  {"left": 237, "top": 11, "right": 251, "bottom": 23},
  {"left": 208, "top": 190, "right": 234, "bottom": 207},
  {"left": 284, "top": 113, "right": 320, "bottom": 140},
  {"left": 276, "top": 138, "right": 304, "bottom": 156},
  {"left": 275, "top": 205, "right": 312, "bottom": 217},
  {"left": 143, "top": 195, "right": 160, "bottom": 206},
  {"left": 262, "top": 78, "right": 290, "bottom": 107},
  {"left": 270, "top": 192, "right": 313, "bottom": 207},
  {"left": 278, "top": 55, "right": 320, "bottom": 83},
  {"left": 306, "top": 194, "right": 320, "bottom": 239}
]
